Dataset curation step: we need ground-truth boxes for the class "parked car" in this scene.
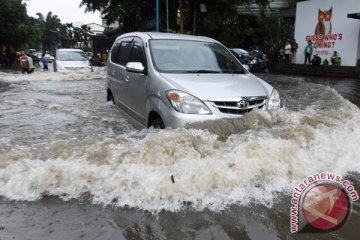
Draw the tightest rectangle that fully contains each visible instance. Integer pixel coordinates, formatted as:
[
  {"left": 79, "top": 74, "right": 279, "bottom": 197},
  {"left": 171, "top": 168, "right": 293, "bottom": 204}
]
[
  {"left": 229, "top": 48, "right": 254, "bottom": 70},
  {"left": 107, "top": 32, "right": 282, "bottom": 129},
  {"left": 44, "top": 53, "right": 54, "bottom": 63},
  {"left": 54, "top": 48, "right": 93, "bottom": 72}
]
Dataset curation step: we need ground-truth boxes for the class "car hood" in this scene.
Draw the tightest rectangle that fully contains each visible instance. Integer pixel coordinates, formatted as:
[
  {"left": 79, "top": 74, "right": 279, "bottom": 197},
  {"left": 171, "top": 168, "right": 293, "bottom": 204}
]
[
  {"left": 159, "top": 73, "right": 271, "bottom": 100},
  {"left": 56, "top": 60, "right": 89, "bottom": 68}
]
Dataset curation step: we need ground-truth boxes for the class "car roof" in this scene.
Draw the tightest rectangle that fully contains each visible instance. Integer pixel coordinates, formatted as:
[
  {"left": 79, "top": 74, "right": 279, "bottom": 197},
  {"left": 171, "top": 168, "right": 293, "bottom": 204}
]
[
  {"left": 116, "top": 32, "right": 218, "bottom": 43},
  {"left": 230, "top": 48, "right": 248, "bottom": 52},
  {"left": 56, "top": 48, "right": 84, "bottom": 52}
]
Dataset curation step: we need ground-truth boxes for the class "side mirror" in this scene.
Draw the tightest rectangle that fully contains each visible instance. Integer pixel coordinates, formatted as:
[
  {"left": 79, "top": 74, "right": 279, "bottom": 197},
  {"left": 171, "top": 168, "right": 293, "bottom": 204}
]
[{"left": 126, "top": 62, "right": 145, "bottom": 73}]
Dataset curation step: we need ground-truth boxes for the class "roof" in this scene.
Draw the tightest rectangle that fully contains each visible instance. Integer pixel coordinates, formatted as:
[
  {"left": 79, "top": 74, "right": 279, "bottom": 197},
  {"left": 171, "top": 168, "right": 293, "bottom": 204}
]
[
  {"left": 117, "top": 32, "right": 217, "bottom": 43},
  {"left": 56, "top": 48, "right": 85, "bottom": 52}
]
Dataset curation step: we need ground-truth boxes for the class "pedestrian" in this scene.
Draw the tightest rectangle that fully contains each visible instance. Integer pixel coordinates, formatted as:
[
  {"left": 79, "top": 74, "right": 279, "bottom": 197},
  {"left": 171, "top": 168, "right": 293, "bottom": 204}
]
[
  {"left": 278, "top": 47, "right": 285, "bottom": 62},
  {"left": 40, "top": 53, "right": 48, "bottom": 71},
  {"left": 27, "top": 54, "right": 34, "bottom": 73},
  {"left": 19, "top": 51, "right": 30, "bottom": 74},
  {"left": 291, "top": 39, "right": 298, "bottom": 63},
  {"left": 330, "top": 51, "right": 341, "bottom": 66},
  {"left": 102, "top": 52, "right": 107, "bottom": 65},
  {"left": 284, "top": 41, "right": 291, "bottom": 63},
  {"left": 33, "top": 54, "right": 40, "bottom": 69},
  {"left": 311, "top": 54, "right": 321, "bottom": 66},
  {"left": 304, "top": 41, "right": 314, "bottom": 65},
  {"left": 0, "top": 51, "right": 8, "bottom": 68}
]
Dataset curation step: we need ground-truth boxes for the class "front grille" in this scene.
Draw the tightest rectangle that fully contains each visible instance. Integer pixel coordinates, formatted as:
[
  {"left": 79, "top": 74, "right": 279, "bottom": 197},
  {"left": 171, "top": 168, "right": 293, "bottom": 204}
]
[
  {"left": 211, "top": 97, "right": 267, "bottom": 115},
  {"left": 64, "top": 67, "right": 85, "bottom": 70},
  {"left": 213, "top": 99, "right": 265, "bottom": 107}
]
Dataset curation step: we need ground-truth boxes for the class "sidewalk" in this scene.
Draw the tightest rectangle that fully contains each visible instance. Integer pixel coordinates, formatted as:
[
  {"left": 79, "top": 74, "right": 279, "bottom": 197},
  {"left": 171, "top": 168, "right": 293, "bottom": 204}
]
[{"left": 268, "top": 63, "right": 360, "bottom": 79}]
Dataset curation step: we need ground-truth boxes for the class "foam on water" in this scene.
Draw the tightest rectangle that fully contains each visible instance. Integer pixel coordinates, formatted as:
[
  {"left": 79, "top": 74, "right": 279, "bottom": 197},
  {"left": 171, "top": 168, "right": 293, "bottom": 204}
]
[
  {"left": 0, "top": 69, "right": 106, "bottom": 82},
  {"left": 0, "top": 74, "right": 359, "bottom": 212}
]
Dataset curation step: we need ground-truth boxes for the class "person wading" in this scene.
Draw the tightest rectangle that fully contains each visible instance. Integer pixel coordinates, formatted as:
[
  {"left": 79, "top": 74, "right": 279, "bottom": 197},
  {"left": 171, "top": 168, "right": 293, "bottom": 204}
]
[
  {"left": 41, "top": 53, "right": 49, "bottom": 71},
  {"left": 19, "top": 51, "right": 30, "bottom": 74}
]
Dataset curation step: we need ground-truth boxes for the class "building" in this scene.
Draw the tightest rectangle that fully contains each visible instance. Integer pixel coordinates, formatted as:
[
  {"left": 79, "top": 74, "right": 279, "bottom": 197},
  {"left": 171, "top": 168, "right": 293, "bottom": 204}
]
[{"left": 294, "top": 0, "right": 360, "bottom": 66}]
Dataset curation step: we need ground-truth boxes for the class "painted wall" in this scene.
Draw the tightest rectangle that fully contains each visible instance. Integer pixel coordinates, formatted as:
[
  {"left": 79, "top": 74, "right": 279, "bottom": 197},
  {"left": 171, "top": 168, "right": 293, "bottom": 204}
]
[{"left": 294, "top": 0, "right": 360, "bottom": 66}]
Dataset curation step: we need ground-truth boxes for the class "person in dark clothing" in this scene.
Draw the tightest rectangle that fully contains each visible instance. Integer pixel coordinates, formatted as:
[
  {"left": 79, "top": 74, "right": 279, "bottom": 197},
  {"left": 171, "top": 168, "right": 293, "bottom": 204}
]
[
  {"left": 312, "top": 54, "right": 321, "bottom": 66},
  {"left": 0, "top": 52, "right": 9, "bottom": 68}
]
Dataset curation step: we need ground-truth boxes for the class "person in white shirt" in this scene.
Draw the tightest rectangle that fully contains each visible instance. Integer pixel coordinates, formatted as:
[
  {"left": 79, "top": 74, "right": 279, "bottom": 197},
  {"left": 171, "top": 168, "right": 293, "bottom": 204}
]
[
  {"left": 27, "top": 55, "right": 34, "bottom": 73},
  {"left": 284, "top": 41, "right": 291, "bottom": 63}
]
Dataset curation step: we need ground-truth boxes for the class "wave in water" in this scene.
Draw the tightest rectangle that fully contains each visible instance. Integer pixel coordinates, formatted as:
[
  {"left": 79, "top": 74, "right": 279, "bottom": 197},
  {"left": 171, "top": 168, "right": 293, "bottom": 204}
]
[
  {"left": 0, "top": 77, "right": 359, "bottom": 212},
  {"left": 0, "top": 69, "right": 106, "bottom": 82}
]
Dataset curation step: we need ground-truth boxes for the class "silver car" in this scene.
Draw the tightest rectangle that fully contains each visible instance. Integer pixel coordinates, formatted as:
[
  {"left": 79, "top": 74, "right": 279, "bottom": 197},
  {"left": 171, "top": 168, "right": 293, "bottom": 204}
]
[
  {"left": 54, "top": 48, "right": 93, "bottom": 72},
  {"left": 107, "top": 32, "right": 282, "bottom": 129}
]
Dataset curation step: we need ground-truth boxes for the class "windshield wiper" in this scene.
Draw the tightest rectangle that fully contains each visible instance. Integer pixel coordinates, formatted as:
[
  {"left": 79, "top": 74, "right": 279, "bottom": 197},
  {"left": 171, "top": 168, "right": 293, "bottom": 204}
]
[
  {"left": 222, "top": 70, "right": 245, "bottom": 74},
  {"left": 186, "top": 69, "right": 222, "bottom": 73}
]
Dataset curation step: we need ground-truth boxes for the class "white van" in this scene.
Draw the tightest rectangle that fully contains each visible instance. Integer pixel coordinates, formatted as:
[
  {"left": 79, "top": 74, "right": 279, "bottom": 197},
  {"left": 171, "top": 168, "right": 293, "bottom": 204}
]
[{"left": 54, "top": 48, "right": 93, "bottom": 72}]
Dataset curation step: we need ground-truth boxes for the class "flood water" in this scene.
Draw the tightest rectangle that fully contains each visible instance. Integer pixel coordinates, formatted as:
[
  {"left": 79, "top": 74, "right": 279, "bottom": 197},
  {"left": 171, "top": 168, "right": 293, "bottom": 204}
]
[{"left": 0, "top": 70, "right": 359, "bottom": 240}]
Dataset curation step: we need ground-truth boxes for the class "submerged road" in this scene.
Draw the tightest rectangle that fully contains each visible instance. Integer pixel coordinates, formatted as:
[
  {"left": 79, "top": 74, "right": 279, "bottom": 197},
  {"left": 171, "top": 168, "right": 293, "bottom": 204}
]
[{"left": 0, "top": 70, "right": 359, "bottom": 239}]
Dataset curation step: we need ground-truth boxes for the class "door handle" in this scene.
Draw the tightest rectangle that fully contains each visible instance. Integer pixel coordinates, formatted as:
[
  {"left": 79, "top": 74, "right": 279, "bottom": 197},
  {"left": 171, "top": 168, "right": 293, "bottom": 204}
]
[
  {"left": 125, "top": 75, "right": 130, "bottom": 82},
  {"left": 111, "top": 70, "right": 115, "bottom": 76}
]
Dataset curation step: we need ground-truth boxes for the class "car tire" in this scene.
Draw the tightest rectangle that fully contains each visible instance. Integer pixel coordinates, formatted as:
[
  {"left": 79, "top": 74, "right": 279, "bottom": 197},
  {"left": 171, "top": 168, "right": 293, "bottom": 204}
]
[
  {"left": 151, "top": 118, "right": 165, "bottom": 129},
  {"left": 107, "top": 91, "right": 115, "bottom": 104},
  {"left": 109, "top": 94, "right": 115, "bottom": 105}
]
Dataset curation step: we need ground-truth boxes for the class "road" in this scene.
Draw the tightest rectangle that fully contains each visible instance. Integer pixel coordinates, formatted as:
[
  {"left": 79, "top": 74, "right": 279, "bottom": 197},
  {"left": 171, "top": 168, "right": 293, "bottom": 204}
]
[{"left": 0, "top": 70, "right": 359, "bottom": 239}]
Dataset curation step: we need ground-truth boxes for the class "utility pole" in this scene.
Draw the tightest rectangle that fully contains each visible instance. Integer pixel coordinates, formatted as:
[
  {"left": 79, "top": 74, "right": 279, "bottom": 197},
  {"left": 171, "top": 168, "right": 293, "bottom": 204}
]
[
  {"left": 166, "top": 0, "right": 169, "bottom": 32},
  {"left": 156, "top": 0, "right": 160, "bottom": 32},
  {"left": 180, "top": 0, "right": 184, "bottom": 33}
]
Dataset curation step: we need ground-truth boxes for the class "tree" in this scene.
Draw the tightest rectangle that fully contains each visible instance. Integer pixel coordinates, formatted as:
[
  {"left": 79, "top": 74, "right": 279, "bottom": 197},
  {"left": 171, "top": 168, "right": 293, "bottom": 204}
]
[
  {"left": 36, "top": 11, "right": 62, "bottom": 51},
  {"left": 80, "top": 0, "right": 158, "bottom": 32},
  {"left": 0, "top": 0, "right": 41, "bottom": 53},
  {"left": 79, "top": 25, "right": 92, "bottom": 50},
  {"left": 79, "top": 0, "right": 291, "bottom": 57}
]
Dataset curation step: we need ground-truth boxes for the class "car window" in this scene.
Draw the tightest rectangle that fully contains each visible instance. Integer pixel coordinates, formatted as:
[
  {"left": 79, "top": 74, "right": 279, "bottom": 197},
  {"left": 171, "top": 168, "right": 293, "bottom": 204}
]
[
  {"left": 56, "top": 51, "right": 88, "bottom": 61},
  {"left": 149, "top": 40, "right": 245, "bottom": 74},
  {"left": 130, "top": 38, "right": 146, "bottom": 67},
  {"left": 115, "top": 41, "right": 133, "bottom": 66},
  {"left": 110, "top": 42, "right": 120, "bottom": 63}
]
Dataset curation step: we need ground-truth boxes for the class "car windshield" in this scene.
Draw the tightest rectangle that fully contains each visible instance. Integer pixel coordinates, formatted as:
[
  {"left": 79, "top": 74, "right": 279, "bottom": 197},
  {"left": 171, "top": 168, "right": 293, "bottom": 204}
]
[
  {"left": 149, "top": 40, "right": 245, "bottom": 74},
  {"left": 56, "top": 51, "right": 88, "bottom": 61}
]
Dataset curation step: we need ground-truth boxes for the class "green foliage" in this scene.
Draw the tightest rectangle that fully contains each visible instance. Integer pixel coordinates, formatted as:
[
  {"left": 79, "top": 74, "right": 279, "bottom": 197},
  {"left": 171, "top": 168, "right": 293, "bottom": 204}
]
[
  {"left": 35, "top": 12, "right": 62, "bottom": 51},
  {"left": 80, "top": 0, "right": 292, "bottom": 58},
  {"left": 0, "top": 0, "right": 41, "bottom": 52},
  {"left": 199, "top": 0, "right": 292, "bottom": 60},
  {"left": 80, "top": 0, "right": 156, "bottom": 33}
]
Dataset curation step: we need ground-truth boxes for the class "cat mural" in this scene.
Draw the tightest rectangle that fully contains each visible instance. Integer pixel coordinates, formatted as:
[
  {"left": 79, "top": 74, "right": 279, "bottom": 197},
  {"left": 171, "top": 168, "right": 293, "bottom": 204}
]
[{"left": 314, "top": 7, "right": 333, "bottom": 35}]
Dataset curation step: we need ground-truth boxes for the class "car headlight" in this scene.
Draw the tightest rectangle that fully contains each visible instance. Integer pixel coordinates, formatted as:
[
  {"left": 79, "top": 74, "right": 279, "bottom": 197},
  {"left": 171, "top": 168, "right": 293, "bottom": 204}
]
[
  {"left": 166, "top": 90, "right": 212, "bottom": 114},
  {"left": 268, "top": 89, "right": 282, "bottom": 109},
  {"left": 84, "top": 66, "right": 93, "bottom": 71},
  {"left": 57, "top": 64, "right": 66, "bottom": 71}
]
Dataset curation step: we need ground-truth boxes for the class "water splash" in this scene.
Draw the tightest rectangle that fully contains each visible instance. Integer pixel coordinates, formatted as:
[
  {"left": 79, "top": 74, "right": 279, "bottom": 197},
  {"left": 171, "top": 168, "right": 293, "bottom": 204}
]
[{"left": 0, "top": 74, "right": 359, "bottom": 212}]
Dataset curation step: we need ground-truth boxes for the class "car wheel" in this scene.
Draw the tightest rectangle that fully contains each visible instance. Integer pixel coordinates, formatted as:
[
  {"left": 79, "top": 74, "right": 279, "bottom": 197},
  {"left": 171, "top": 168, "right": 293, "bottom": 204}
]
[
  {"left": 109, "top": 94, "right": 115, "bottom": 105},
  {"left": 107, "top": 90, "right": 115, "bottom": 104},
  {"left": 151, "top": 118, "right": 165, "bottom": 129}
]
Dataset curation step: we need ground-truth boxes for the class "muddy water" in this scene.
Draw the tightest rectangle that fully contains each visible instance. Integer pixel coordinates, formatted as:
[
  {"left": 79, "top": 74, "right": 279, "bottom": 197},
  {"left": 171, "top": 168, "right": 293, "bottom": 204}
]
[{"left": 0, "top": 71, "right": 359, "bottom": 239}]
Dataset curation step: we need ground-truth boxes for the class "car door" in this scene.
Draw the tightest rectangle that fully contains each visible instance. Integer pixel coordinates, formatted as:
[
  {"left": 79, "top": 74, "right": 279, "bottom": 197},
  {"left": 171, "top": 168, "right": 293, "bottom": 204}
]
[
  {"left": 122, "top": 37, "right": 148, "bottom": 125},
  {"left": 109, "top": 37, "right": 133, "bottom": 110}
]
